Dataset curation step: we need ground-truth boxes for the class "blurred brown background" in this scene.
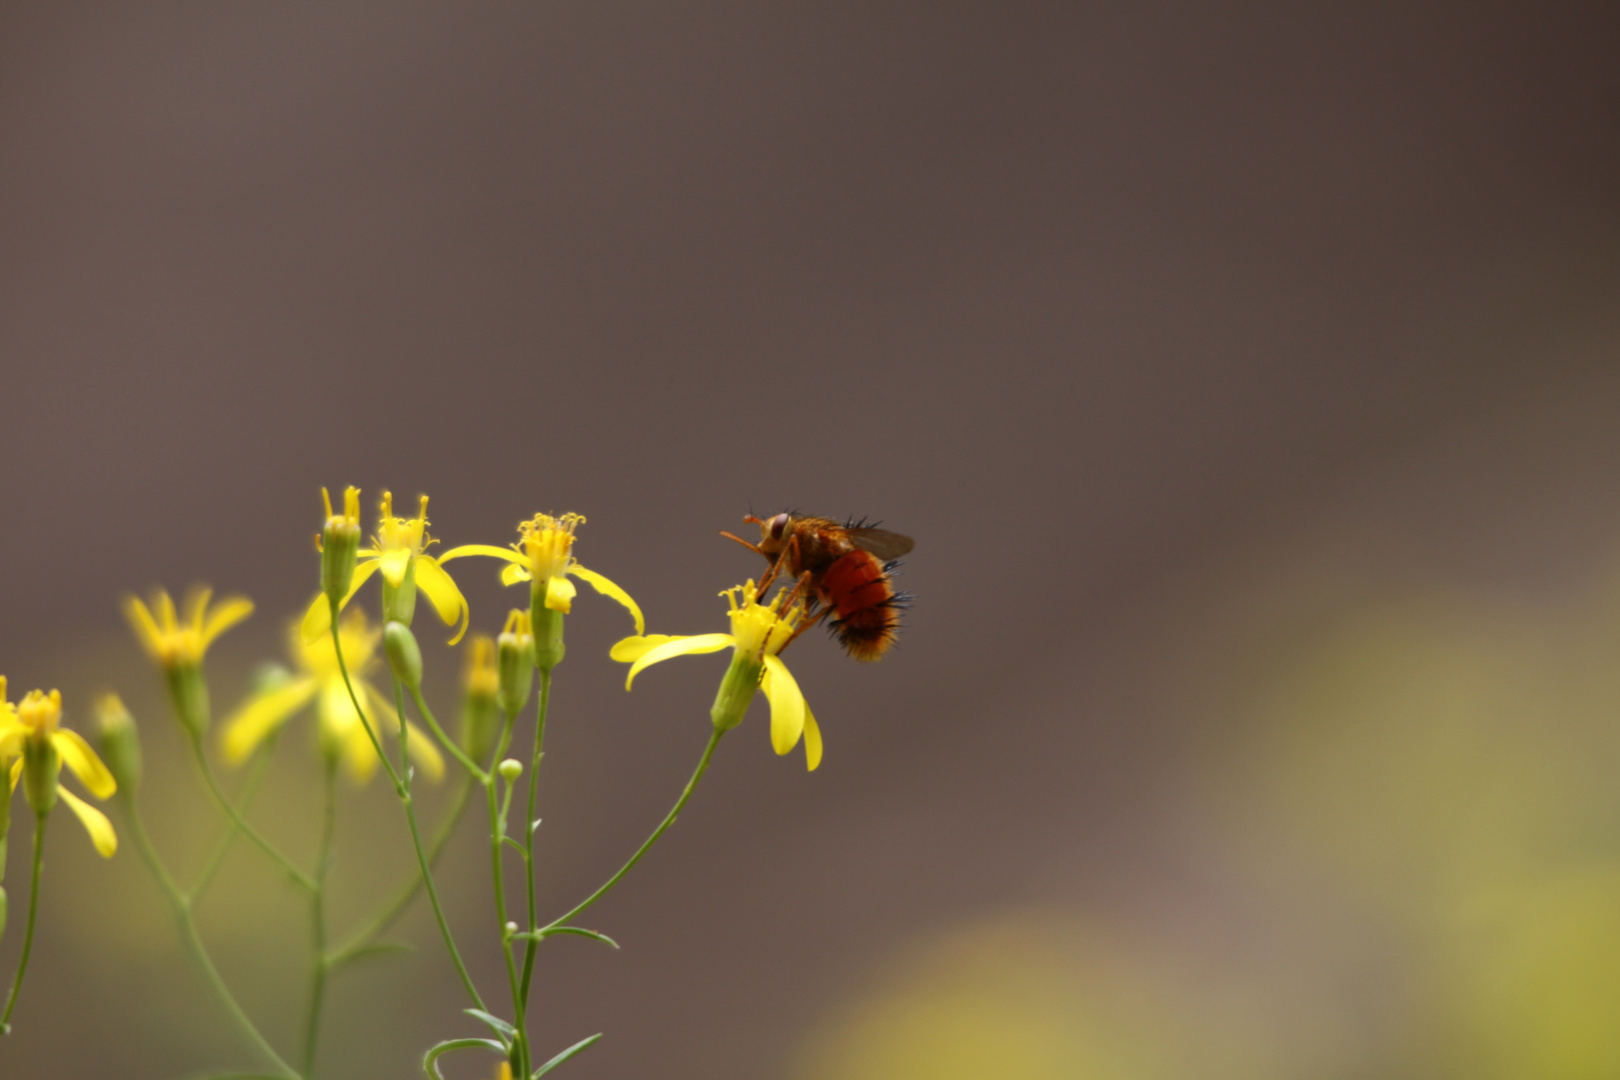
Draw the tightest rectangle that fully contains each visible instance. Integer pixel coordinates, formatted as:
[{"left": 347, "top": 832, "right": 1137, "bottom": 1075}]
[{"left": 4, "top": 3, "right": 1620, "bottom": 1078}]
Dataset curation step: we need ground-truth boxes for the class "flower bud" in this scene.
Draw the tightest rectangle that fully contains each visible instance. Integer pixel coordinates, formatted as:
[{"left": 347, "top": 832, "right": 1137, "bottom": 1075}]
[
  {"left": 497, "top": 610, "right": 536, "bottom": 716},
  {"left": 95, "top": 693, "right": 143, "bottom": 795},
  {"left": 497, "top": 758, "right": 523, "bottom": 782},
  {"left": 709, "top": 652, "right": 763, "bottom": 733},
  {"left": 320, "top": 486, "right": 362, "bottom": 604},
  {"left": 383, "top": 620, "right": 423, "bottom": 691},
  {"left": 459, "top": 635, "right": 500, "bottom": 763}
]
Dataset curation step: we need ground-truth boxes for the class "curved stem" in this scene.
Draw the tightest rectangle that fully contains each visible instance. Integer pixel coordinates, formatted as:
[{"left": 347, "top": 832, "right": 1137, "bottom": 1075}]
[
  {"left": 408, "top": 685, "right": 486, "bottom": 782},
  {"left": 121, "top": 792, "right": 298, "bottom": 1078},
  {"left": 187, "top": 735, "right": 316, "bottom": 893},
  {"left": 517, "top": 668, "right": 552, "bottom": 1013},
  {"left": 389, "top": 675, "right": 485, "bottom": 1012},
  {"left": 542, "top": 727, "right": 724, "bottom": 932},
  {"left": 301, "top": 760, "right": 339, "bottom": 1078},
  {"left": 187, "top": 728, "right": 281, "bottom": 907},
  {"left": 0, "top": 810, "right": 47, "bottom": 1035},
  {"left": 325, "top": 770, "right": 473, "bottom": 968},
  {"left": 328, "top": 598, "right": 403, "bottom": 791}
]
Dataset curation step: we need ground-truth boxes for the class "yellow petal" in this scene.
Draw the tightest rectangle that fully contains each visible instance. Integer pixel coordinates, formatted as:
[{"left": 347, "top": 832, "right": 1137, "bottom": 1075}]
[
  {"left": 761, "top": 655, "right": 806, "bottom": 756},
  {"left": 185, "top": 585, "right": 215, "bottom": 637},
  {"left": 609, "top": 634, "right": 680, "bottom": 663},
  {"left": 9, "top": 758, "right": 20, "bottom": 792},
  {"left": 200, "top": 595, "right": 255, "bottom": 651},
  {"left": 221, "top": 677, "right": 319, "bottom": 764},
  {"left": 569, "top": 565, "right": 645, "bottom": 635},
  {"left": 59, "top": 787, "right": 117, "bottom": 857},
  {"left": 544, "top": 574, "right": 576, "bottom": 614},
  {"left": 625, "top": 634, "right": 733, "bottom": 690},
  {"left": 52, "top": 729, "right": 116, "bottom": 799},
  {"left": 501, "top": 563, "right": 531, "bottom": 586},
  {"left": 154, "top": 590, "right": 178, "bottom": 634},
  {"left": 302, "top": 559, "right": 380, "bottom": 643},
  {"left": 403, "top": 720, "right": 446, "bottom": 782},
  {"left": 122, "top": 595, "right": 165, "bottom": 659},
  {"left": 414, "top": 556, "right": 470, "bottom": 645},
  {"left": 802, "top": 705, "right": 823, "bottom": 771},
  {"left": 378, "top": 548, "right": 412, "bottom": 587},
  {"left": 437, "top": 544, "right": 526, "bottom": 567}
]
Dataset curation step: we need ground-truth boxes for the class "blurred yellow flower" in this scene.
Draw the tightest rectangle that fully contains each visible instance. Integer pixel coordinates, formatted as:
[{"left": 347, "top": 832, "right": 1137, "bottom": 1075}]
[
  {"left": 122, "top": 586, "right": 253, "bottom": 671},
  {"left": 301, "top": 490, "right": 470, "bottom": 645},
  {"left": 0, "top": 684, "right": 118, "bottom": 856},
  {"left": 440, "top": 512, "right": 643, "bottom": 632},
  {"left": 222, "top": 611, "right": 446, "bottom": 785},
  {"left": 612, "top": 581, "right": 822, "bottom": 769}
]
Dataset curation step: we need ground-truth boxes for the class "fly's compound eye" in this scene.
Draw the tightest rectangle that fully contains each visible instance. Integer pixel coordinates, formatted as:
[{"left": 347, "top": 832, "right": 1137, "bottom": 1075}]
[{"left": 768, "top": 514, "right": 790, "bottom": 540}]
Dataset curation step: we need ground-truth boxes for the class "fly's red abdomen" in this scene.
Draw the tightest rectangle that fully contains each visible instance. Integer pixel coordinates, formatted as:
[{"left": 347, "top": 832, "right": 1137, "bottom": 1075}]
[{"left": 821, "top": 550, "right": 902, "bottom": 661}]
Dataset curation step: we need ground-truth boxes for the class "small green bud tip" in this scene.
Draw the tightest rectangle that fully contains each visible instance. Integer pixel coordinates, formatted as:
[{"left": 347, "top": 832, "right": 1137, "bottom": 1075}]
[
  {"left": 95, "top": 693, "right": 143, "bottom": 794},
  {"left": 498, "top": 758, "right": 523, "bottom": 782},
  {"left": 383, "top": 621, "right": 424, "bottom": 690},
  {"left": 319, "top": 486, "right": 363, "bottom": 604},
  {"left": 710, "top": 652, "right": 763, "bottom": 733}
]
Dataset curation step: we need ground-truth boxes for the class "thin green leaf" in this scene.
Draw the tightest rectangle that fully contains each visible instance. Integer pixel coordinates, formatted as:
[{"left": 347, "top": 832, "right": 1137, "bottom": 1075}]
[
  {"left": 532, "top": 1033, "right": 603, "bottom": 1077},
  {"left": 424, "top": 1037, "right": 506, "bottom": 1080},
  {"left": 542, "top": 926, "right": 620, "bottom": 949},
  {"left": 464, "top": 1008, "right": 517, "bottom": 1039},
  {"left": 502, "top": 835, "right": 528, "bottom": 859}
]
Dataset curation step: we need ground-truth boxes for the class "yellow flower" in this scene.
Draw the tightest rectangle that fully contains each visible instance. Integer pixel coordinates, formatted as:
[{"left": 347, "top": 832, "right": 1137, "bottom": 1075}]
[
  {"left": 612, "top": 581, "right": 823, "bottom": 769},
  {"left": 0, "top": 683, "right": 118, "bottom": 856},
  {"left": 440, "top": 512, "right": 644, "bottom": 632},
  {"left": 222, "top": 611, "right": 446, "bottom": 785},
  {"left": 122, "top": 586, "right": 254, "bottom": 671},
  {"left": 301, "top": 490, "right": 470, "bottom": 645}
]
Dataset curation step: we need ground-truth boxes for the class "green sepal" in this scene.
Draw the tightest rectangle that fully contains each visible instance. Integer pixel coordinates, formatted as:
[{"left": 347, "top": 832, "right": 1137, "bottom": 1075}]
[
  {"left": 532, "top": 1033, "right": 603, "bottom": 1077},
  {"left": 382, "top": 557, "right": 419, "bottom": 626},
  {"left": 424, "top": 1037, "right": 507, "bottom": 1080}
]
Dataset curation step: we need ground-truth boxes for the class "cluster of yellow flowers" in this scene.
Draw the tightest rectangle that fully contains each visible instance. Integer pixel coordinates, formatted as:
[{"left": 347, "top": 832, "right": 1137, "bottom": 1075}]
[{"left": 0, "top": 485, "right": 831, "bottom": 1076}]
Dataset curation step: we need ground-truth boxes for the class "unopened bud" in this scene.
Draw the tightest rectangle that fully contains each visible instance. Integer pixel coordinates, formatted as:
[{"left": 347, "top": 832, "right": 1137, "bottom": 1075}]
[
  {"left": 383, "top": 621, "right": 423, "bottom": 690},
  {"left": 497, "top": 758, "right": 523, "bottom": 782},
  {"left": 459, "top": 635, "right": 500, "bottom": 762},
  {"left": 497, "top": 610, "right": 536, "bottom": 716},
  {"left": 320, "top": 486, "right": 363, "bottom": 604},
  {"left": 709, "top": 651, "right": 763, "bottom": 733},
  {"left": 95, "top": 693, "right": 143, "bottom": 794}
]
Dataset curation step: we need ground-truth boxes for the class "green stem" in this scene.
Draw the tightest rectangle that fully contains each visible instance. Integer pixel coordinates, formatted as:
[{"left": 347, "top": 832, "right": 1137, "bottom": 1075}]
[
  {"left": 389, "top": 675, "right": 485, "bottom": 1012},
  {"left": 542, "top": 727, "right": 724, "bottom": 933},
  {"left": 121, "top": 792, "right": 298, "bottom": 1078},
  {"left": 0, "top": 811, "right": 47, "bottom": 1035},
  {"left": 328, "top": 598, "right": 403, "bottom": 792},
  {"left": 187, "top": 729, "right": 280, "bottom": 907},
  {"left": 301, "top": 760, "right": 339, "bottom": 1078},
  {"left": 517, "top": 668, "right": 552, "bottom": 1013},
  {"left": 325, "top": 769, "right": 473, "bottom": 968},
  {"left": 187, "top": 735, "right": 316, "bottom": 893},
  {"left": 408, "top": 685, "right": 487, "bottom": 782},
  {"left": 486, "top": 763, "right": 529, "bottom": 1073}
]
